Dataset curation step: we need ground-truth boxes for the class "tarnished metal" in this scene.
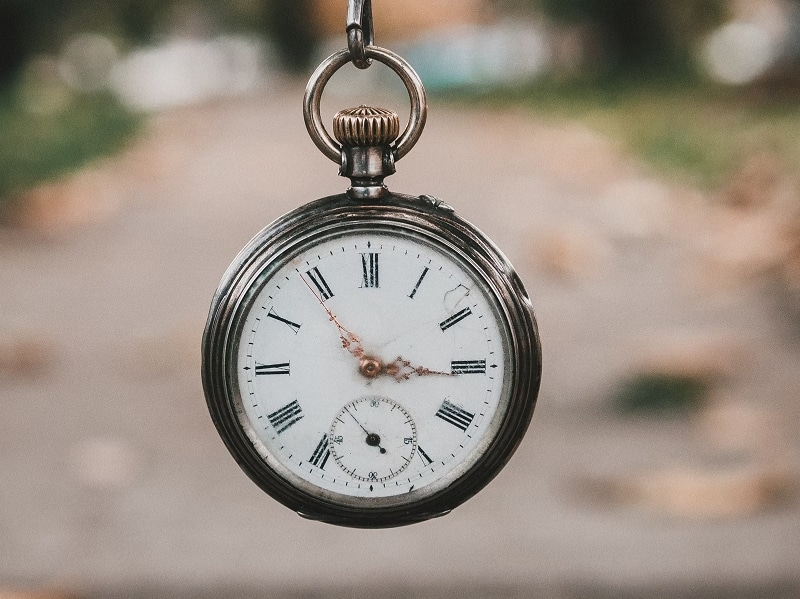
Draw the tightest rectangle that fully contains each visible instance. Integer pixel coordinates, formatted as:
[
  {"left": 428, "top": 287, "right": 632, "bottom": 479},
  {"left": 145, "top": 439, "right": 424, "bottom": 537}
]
[
  {"left": 303, "top": 46, "right": 427, "bottom": 164},
  {"left": 333, "top": 106, "right": 400, "bottom": 199},
  {"left": 202, "top": 192, "right": 541, "bottom": 528},
  {"left": 333, "top": 106, "right": 400, "bottom": 148},
  {"left": 347, "top": 0, "right": 374, "bottom": 69}
]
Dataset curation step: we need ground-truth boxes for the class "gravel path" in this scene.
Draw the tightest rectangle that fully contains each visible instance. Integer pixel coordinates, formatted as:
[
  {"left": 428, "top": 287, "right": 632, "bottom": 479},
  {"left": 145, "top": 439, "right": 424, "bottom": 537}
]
[{"left": 1, "top": 86, "right": 798, "bottom": 597}]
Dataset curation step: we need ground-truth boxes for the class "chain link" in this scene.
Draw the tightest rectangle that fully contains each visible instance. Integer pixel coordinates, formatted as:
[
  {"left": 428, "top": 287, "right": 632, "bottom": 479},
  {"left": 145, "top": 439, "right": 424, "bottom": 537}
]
[{"left": 347, "top": 0, "right": 374, "bottom": 69}]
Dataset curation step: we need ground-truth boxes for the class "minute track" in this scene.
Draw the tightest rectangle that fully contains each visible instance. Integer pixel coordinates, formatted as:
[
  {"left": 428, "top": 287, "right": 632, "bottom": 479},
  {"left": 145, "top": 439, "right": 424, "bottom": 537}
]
[
  {"left": 202, "top": 195, "right": 540, "bottom": 528},
  {"left": 235, "top": 231, "right": 504, "bottom": 496}
]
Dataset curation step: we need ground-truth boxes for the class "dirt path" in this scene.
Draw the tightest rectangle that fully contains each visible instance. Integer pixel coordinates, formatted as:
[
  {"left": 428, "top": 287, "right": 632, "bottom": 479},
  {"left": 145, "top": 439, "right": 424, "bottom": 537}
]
[{"left": 1, "top": 86, "right": 798, "bottom": 597}]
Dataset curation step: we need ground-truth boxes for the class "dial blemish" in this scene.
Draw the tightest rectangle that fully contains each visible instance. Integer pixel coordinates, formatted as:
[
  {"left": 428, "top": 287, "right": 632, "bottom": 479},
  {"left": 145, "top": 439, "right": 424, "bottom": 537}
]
[{"left": 443, "top": 283, "right": 471, "bottom": 312}]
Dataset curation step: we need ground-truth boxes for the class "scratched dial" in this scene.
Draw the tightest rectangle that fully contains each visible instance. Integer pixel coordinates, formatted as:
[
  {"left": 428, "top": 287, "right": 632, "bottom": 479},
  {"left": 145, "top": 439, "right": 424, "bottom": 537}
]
[{"left": 235, "top": 229, "right": 510, "bottom": 500}]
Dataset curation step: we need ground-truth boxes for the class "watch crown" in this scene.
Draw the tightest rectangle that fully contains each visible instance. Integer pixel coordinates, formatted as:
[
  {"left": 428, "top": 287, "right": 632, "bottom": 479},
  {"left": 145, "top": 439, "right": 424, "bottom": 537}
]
[{"left": 333, "top": 105, "right": 400, "bottom": 148}]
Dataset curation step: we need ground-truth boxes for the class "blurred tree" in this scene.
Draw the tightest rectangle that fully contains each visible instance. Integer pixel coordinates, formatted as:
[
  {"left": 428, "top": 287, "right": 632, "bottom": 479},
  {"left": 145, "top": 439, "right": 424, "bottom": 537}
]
[
  {"left": 0, "top": 3, "right": 27, "bottom": 85},
  {"left": 0, "top": 0, "right": 171, "bottom": 87},
  {"left": 0, "top": 0, "right": 321, "bottom": 86},
  {"left": 0, "top": 2, "right": 60, "bottom": 86},
  {"left": 263, "top": 0, "right": 319, "bottom": 72},
  {"left": 498, "top": 0, "right": 726, "bottom": 75}
]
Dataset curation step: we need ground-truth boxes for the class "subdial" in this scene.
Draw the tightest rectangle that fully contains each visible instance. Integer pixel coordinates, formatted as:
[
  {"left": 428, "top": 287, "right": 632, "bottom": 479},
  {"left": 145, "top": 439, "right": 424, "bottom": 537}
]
[{"left": 329, "top": 396, "right": 417, "bottom": 483}]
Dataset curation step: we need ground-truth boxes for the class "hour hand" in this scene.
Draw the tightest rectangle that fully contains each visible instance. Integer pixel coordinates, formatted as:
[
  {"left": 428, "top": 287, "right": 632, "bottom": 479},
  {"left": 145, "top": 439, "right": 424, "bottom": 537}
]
[
  {"left": 359, "top": 355, "right": 450, "bottom": 382},
  {"left": 300, "top": 273, "right": 449, "bottom": 382}
]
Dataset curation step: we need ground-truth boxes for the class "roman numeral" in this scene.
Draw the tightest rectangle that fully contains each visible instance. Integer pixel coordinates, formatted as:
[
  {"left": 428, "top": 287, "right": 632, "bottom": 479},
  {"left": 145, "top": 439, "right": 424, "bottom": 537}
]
[
  {"left": 435, "top": 400, "right": 475, "bottom": 431},
  {"left": 439, "top": 307, "right": 472, "bottom": 331},
  {"left": 309, "top": 434, "right": 330, "bottom": 469},
  {"left": 360, "top": 253, "right": 379, "bottom": 288},
  {"left": 408, "top": 267, "right": 429, "bottom": 299},
  {"left": 267, "top": 308, "right": 301, "bottom": 334},
  {"left": 417, "top": 445, "right": 433, "bottom": 466},
  {"left": 306, "top": 267, "right": 334, "bottom": 300},
  {"left": 267, "top": 400, "right": 303, "bottom": 433},
  {"left": 451, "top": 359, "right": 486, "bottom": 374},
  {"left": 255, "top": 362, "right": 290, "bottom": 376}
]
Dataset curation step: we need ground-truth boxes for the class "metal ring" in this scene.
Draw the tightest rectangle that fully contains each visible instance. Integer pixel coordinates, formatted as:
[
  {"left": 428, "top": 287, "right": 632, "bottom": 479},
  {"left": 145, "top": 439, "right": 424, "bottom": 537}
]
[{"left": 303, "top": 46, "right": 427, "bottom": 164}]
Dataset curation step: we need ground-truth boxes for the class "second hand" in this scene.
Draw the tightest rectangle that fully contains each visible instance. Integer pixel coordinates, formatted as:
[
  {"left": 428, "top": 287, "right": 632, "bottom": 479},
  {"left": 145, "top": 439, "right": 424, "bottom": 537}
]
[{"left": 345, "top": 406, "right": 386, "bottom": 454}]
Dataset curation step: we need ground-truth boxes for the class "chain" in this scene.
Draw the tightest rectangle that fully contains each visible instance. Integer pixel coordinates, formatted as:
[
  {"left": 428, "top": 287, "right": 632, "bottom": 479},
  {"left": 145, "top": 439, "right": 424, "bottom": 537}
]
[{"left": 347, "top": 0, "right": 374, "bottom": 69}]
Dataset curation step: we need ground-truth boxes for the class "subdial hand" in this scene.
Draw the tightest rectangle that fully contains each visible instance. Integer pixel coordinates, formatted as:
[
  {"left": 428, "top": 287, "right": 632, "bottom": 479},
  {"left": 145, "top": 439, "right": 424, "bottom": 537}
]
[{"left": 345, "top": 407, "right": 387, "bottom": 454}]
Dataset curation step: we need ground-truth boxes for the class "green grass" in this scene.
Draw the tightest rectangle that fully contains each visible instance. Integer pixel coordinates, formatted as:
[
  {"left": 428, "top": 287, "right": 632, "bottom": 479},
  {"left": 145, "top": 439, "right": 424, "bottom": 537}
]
[
  {"left": 611, "top": 372, "right": 711, "bottom": 417},
  {"left": 444, "top": 77, "right": 800, "bottom": 189},
  {"left": 0, "top": 87, "right": 140, "bottom": 214}
]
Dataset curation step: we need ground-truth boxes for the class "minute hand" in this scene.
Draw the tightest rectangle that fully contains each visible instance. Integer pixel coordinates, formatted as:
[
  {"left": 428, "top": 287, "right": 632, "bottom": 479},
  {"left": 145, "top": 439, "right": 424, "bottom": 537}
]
[
  {"left": 301, "top": 274, "right": 451, "bottom": 382},
  {"left": 301, "top": 274, "right": 365, "bottom": 359}
]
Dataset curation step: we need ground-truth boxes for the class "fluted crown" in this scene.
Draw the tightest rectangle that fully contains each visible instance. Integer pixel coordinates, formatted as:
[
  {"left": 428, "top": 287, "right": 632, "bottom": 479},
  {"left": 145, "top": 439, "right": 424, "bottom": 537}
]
[{"left": 333, "top": 105, "right": 400, "bottom": 147}]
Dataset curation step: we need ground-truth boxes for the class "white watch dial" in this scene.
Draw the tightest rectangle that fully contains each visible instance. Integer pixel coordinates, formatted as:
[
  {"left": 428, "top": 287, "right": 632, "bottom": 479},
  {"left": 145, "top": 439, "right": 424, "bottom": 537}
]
[{"left": 235, "top": 229, "right": 510, "bottom": 500}]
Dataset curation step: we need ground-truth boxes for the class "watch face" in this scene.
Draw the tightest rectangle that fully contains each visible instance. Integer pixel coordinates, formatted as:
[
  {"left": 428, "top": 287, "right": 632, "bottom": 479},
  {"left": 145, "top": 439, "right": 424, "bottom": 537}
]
[
  {"left": 231, "top": 226, "right": 512, "bottom": 504},
  {"left": 204, "top": 194, "right": 541, "bottom": 526}
]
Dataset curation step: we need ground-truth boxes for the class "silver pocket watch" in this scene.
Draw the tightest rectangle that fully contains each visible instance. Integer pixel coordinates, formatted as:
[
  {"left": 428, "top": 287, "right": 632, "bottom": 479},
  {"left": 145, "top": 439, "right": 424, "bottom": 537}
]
[{"left": 202, "top": 0, "right": 541, "bottom": 528}]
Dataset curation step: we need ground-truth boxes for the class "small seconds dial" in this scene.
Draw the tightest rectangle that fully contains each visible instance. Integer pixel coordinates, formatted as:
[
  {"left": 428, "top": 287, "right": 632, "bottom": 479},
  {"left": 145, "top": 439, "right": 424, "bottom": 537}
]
[
  {"left": 236, "top": 229, "right": 510, "bottom": 500},
  {"left": 329, "top": 396, "right": 417, "bottom": 483}
]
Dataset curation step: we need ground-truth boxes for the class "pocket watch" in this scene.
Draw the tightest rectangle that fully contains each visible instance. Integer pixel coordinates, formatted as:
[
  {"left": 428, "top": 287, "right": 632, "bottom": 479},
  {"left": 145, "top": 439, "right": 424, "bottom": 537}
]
[{"left": 202, "top": 1, "right": 541, "bottom": 528}]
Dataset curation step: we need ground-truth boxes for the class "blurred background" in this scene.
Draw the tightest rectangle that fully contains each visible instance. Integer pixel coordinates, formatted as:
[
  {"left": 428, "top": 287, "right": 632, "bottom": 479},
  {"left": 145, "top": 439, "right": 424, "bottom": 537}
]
[{"left": 1, "top": 1, "right": 799, "bottom": 598}]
